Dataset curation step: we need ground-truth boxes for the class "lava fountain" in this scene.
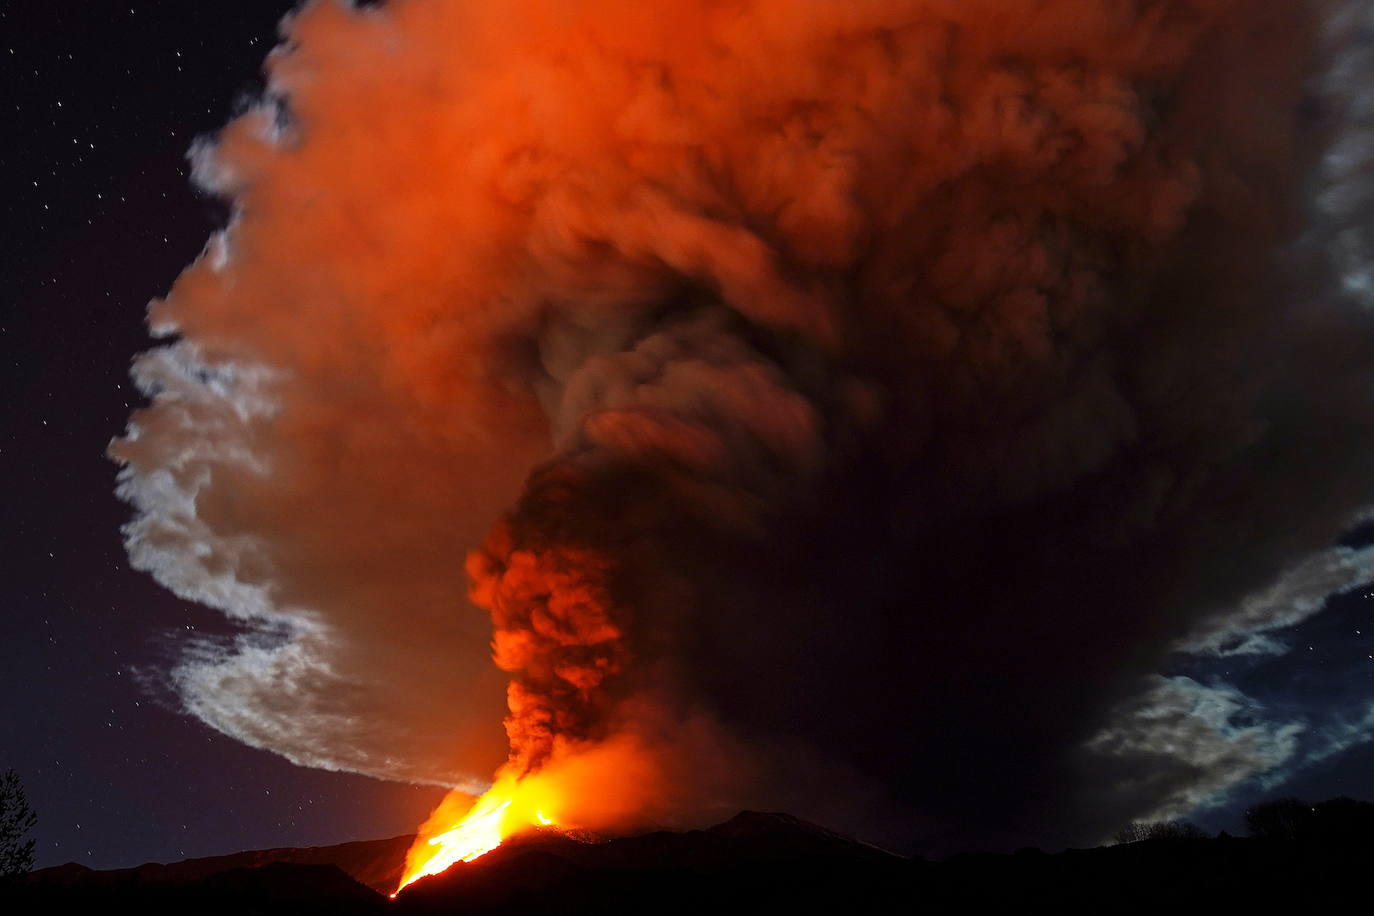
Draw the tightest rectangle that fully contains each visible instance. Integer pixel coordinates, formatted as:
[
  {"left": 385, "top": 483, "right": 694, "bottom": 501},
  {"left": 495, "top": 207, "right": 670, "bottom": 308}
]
[
  {"left": 393, "top": 712, "right": 701, "bottom": 895},
  {"left": 394, "top": 769, "right": 561, "bottom": 894},
  {"left": 394, "top": 487, "right": 658, "bottom": 894}
]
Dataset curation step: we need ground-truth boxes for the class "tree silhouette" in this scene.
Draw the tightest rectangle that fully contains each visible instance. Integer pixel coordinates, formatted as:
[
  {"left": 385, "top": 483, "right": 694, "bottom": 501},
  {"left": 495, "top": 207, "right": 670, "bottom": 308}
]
[
  {"left": 1244, "top": 797, "right": 1312, "bottom": 842},
  {"left": 1112, "top": 820, "right": 1208, "bottom": 844},
  {"left": 1245, "top": 796, "right": 1374, "bottom": 846},
  {"left": 0, "top": 769, "right": 37, "bottom": 878},
  {"left": 1308, "top": 796, "right": 1374, "bottom": 846}
]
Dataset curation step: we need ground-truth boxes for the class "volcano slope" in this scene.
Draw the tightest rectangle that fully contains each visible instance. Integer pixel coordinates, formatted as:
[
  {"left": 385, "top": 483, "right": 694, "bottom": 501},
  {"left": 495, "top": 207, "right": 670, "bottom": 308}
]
[{"left": 7, "top": 810, "right": 1373, "bottom": 914}]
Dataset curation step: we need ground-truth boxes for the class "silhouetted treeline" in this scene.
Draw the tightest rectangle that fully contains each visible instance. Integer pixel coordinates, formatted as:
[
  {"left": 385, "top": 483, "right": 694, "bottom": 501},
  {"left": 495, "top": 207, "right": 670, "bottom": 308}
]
[
  {"left": 1112, "top": 819, "right": 1208, "bottom": 844},
  {"left": 1113, "top": 796, "right": 1374, "bottom": 849},
  {"left": 1244, "top": 796, "right": 1374, "bottom": 846}
]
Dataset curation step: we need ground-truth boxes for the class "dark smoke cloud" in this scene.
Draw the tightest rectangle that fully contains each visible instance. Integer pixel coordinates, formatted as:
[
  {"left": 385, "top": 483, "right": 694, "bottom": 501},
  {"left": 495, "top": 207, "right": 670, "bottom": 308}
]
[{"left": 113, "top": 0, "right": 1374, "bottom": 851}]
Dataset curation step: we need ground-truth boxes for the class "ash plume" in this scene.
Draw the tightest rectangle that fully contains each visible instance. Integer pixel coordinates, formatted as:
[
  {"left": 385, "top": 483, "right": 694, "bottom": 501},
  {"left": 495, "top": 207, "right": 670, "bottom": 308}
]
[{"left": 112, "top": 0, "right": 1374, "bottom": 851}]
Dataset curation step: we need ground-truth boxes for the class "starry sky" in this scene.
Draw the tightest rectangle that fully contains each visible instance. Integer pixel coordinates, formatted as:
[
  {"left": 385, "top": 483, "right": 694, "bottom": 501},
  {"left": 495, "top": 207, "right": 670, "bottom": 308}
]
[
  {"left": 3, "top": 0, "right": 1374, "bottom": 870},
  {"left": 2, "top": 0, "right": 445, "bottom": 869}
]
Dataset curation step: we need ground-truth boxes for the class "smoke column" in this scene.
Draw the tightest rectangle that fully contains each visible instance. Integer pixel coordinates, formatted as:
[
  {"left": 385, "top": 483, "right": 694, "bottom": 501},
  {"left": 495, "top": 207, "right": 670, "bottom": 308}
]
[{"left": 113, "top": 0, "right": 1374, "bottom": 850}]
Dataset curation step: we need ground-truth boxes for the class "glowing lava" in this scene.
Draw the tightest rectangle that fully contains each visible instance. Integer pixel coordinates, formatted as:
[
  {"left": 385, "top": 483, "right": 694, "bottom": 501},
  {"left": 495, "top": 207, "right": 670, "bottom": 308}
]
[{"left": 394, "top": 772, "right": 559, "bottom": 895}]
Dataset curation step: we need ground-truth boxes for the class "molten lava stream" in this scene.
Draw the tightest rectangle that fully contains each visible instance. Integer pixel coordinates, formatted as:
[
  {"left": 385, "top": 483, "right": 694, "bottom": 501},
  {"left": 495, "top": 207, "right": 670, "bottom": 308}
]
[{"left": 393, "top": 776, "right": 557, "bottom": 896}]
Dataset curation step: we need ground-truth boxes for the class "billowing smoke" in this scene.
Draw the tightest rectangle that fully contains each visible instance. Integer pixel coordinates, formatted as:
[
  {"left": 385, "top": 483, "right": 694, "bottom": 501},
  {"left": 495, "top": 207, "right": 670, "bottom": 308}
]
[{"left": 112, "top": 0, "right": 1374, "bottom": 852}]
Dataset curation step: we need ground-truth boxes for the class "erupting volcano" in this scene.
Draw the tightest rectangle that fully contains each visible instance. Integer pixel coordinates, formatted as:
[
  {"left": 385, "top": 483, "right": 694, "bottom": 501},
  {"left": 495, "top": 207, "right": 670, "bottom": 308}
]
[
  {"left": 113, "top": 0, "right": 1374, "bottom": 864},
  {"left": 395, "top": 773, "right": 551, "bottom": 893},
  {"left": 396, "top": 506, "right": 729, "bottom": 890}
]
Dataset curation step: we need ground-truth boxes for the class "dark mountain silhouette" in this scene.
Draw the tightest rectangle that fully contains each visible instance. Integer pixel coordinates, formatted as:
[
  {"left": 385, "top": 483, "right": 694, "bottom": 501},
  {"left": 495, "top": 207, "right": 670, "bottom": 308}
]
[
  {"left": 10, "top": 860, "right": 384, "bottom": 915},
  {"left": 393, "top": 811, "right": 906, "bottom": 915},
  {"left": 22, "top": 832, "right": 412, "bottom": 896},
  {"left": 5, "top": 809, "right": 1371, "bottom": 914}
]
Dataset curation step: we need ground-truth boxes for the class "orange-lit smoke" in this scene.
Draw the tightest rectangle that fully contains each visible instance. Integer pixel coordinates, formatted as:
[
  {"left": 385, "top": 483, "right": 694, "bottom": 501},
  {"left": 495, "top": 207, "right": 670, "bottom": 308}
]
[
  {"left": 469, "top": 521, "right": 627, "bottom": 776},
  {"left": 397, "top": 727, "right": 711, "bottom": 890},
  {"left": 112, "top": 0, "right": 1374, "bottom": 854}
]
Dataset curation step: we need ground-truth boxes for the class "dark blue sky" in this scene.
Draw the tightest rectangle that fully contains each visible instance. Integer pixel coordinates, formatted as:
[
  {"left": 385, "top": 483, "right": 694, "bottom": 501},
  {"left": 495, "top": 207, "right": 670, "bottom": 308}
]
[
  {"left": 2, "top": 0, "right": 445, "bottom": 869},
  {"left": 3, "top": 0, "right": 1372, "bottom": 869},
  {"left": 1181, "top": 581, "right": 1374, "bottom": 834}
]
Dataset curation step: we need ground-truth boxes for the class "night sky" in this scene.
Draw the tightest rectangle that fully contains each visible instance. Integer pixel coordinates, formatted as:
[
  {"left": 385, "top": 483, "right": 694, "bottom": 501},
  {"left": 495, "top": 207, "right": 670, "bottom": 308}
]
[
  {"left": 4, "top": 0, "right": 1374, "bottom": 871},
  {"left": 3, "top": 1, "right": 445, "bottom": 869}
]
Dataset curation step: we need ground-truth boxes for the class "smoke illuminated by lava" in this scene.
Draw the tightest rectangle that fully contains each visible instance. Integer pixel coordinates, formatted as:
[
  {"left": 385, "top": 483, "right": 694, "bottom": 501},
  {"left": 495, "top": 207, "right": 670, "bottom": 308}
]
[
  {"left": 395, "top": 774, "right": 529, "bottom": 893},
  {"left": 113, "top": 0, "right": 1374, "bottom": 858},
  {"left": 396, "top": 727, "right": 716, "bottom": 891}
]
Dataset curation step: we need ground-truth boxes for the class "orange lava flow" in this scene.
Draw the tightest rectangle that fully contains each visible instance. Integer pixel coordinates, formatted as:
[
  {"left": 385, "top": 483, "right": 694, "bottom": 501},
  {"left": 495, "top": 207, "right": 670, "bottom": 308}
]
[{"left": 393, "top": 772, "right": 559, "bottom": 895}]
